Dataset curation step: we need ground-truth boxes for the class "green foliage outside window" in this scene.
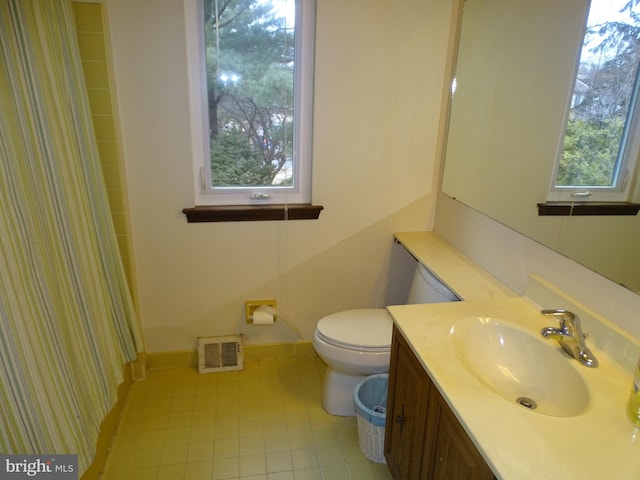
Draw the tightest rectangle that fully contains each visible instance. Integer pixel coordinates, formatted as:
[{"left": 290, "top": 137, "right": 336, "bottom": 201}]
[
  {"left": 210, "top": 130, "right": 274, "bottom": 185},
  {"left": 203, "top": 0, "right": 295, "bottom": 188},
  {"left": 559, "top": 118, "right": 624, "bottom": 186},
  {"left": 557, "top": 0, "right": 640, "bottom": 189}
]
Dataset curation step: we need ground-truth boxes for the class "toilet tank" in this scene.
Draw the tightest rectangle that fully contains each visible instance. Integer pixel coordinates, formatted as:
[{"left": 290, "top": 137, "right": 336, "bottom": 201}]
[{"left": 406, "top": 263, "right": 459, "bottom": 304}]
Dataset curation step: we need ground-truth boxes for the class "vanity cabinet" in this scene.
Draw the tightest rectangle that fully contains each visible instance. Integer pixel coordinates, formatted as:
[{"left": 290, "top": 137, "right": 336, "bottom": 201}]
[{"left": 384, "top": 326, "right": 496, "bottom": 480}]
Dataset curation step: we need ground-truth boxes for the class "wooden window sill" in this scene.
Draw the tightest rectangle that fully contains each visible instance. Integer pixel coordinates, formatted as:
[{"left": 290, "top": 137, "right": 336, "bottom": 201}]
[
  {"left": 537, "top": 202, "right": 640, "bottom": 216},
  {"left": 182, "top": 204, "right": 324, "bottom": 223}
]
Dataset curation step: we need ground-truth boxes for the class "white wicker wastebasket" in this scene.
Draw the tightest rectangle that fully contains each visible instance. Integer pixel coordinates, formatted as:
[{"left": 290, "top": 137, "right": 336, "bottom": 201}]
[{"left": 353, "top": 373, "right": 388, "bottom": 463}]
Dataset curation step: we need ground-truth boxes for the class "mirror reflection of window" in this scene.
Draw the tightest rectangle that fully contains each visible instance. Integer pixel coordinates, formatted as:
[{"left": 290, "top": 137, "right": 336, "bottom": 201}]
[{"left": 550, "top": 0, "right": 640, "bottom": 201}]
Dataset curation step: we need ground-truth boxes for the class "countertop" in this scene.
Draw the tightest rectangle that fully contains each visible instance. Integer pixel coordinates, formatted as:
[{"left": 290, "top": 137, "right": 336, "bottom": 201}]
[
  {"left": 394, "top": 231, "right": 515, "bottom": 301},
  {"left": 390, "top": 232, "right": 640, "bottom": 479}
]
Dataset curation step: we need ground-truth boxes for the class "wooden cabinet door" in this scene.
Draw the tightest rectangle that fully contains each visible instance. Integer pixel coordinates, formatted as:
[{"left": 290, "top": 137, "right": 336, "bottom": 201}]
[
  {"left": 427, "top": 380, "right": 495, "bottom": 480},
  {"left": 385, "top": 326, "right": 496, "bottom": 480},
  {"left": 384, "top": 328, "right": 430, "bottom": 480}
]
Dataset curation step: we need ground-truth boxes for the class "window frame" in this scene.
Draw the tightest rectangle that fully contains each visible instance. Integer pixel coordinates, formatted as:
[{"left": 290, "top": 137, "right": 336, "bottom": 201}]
[
  {"left": 184, "top": 0, "right": 316, "bottom": 207},
  {"left": 547, "top": 0, "right": 640, "bottom": 203}
]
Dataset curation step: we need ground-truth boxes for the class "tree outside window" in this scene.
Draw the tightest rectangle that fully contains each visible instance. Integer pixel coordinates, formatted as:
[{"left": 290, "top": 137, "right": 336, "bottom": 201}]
[
  {"left": 203, "top": 0, "right": 295, "bottom": 189},
  {"left": 555, "top": 0, "right": 640, "bottom": 193}
]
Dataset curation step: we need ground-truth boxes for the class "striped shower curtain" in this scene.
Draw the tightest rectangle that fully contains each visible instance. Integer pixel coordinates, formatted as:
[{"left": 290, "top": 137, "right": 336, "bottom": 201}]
[{"left": 0, "top": 0, "right": 143, "bottom": 474}]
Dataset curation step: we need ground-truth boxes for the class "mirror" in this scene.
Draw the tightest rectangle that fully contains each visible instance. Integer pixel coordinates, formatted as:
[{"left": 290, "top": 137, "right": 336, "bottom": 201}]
[{"left": 442, "top": 0, "right": 640, "bottom": 293}]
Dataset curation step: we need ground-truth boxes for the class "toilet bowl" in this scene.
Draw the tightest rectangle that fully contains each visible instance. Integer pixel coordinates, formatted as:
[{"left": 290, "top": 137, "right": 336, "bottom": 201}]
[
  {"left": 313, "top": 309, "right": 392, "bottom": 416},
  {"left": 313, "top": 263, "right": 458, "bottom": 416}
]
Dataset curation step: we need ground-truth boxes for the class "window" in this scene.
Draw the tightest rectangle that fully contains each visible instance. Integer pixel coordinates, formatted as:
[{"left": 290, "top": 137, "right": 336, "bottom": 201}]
[
  {"left": 185, "top": 0, "right": 315, "bottom": 206},
  {"left": 548, "top": 0, "right": 640, "bottom": 202}
]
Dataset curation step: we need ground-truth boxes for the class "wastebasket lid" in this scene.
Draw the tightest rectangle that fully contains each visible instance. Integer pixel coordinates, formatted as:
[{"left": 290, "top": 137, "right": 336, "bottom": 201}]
[{"left": 316, "top": 309, "right": 392, "bottom": 351}]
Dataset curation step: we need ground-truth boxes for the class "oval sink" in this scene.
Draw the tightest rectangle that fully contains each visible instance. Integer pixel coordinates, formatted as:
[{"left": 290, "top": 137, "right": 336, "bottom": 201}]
[{"left": 450, "top": 317, "right": 590, "bottom": 417}]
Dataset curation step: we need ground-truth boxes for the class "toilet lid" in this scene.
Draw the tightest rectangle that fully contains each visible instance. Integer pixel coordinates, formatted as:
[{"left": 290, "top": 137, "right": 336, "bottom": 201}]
[{"left": 316, "top": 309, "right": 392, "bottom": 351}]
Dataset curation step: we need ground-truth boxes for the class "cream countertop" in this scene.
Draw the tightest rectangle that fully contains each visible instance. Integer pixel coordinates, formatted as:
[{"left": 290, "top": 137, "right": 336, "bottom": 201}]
[
  {"left": 394, "top": 231, "right": 515, "bottom": 301},
  {"left": 389, "top": 232, "right": 640, "bottom": 479},
  {"left": 388, "top": 297, "right": 640, "bottom": 480}
]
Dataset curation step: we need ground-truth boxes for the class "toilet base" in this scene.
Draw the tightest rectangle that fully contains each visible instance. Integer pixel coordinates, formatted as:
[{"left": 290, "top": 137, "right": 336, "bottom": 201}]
[{"left": 321, "top": 369, "right": 369, "bottom": 416}]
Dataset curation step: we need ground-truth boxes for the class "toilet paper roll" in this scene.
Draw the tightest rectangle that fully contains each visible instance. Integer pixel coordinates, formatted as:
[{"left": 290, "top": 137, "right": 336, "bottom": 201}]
[{"left": 253, "top": 310, "right": 274, "bottom": 325}]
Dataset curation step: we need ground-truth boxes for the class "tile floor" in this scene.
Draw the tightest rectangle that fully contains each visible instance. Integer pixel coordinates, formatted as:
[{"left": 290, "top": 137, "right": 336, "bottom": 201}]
[{"left": 100, "top": 347, "right": 393, "bottom": 479}]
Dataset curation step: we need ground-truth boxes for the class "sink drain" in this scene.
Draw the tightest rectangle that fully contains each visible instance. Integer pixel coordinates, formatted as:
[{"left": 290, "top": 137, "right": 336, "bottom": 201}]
[{"left": 516, "top": 396, "right": 537, "bottom": 410}]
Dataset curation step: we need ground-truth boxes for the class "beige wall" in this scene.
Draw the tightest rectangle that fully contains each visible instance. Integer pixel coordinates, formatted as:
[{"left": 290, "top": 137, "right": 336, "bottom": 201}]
[{"left": 104, "top": 0, "right": 456, "bottom": 352}]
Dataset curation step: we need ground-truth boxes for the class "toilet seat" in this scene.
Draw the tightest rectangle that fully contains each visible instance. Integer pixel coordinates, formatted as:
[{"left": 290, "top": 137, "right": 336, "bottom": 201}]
[{"left": 315, "top": 309, "right": 392, "bottom": 352}]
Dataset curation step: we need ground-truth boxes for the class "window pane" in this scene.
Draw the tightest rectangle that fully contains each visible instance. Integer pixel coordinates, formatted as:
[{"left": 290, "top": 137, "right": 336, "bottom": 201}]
[
  {"left": 556, "top": 0, "right": 640, "bottom": 189},
  {"left": 203, "top": 0, "right": 295, "bottom": 189}
]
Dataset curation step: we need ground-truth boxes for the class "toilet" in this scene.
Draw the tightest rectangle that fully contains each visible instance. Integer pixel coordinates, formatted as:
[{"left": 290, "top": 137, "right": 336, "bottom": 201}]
[{"left": 312, "top": 262, "right": 459, "bottom": 416}]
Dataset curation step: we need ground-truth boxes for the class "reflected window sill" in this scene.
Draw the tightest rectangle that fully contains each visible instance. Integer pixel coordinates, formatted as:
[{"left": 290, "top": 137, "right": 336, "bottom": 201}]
[
  {"left": 537, "top": 202, "right": 640, "bottom": 216},
  {"left": 182, "top": 204, "right": 324, "bottom": 223}
]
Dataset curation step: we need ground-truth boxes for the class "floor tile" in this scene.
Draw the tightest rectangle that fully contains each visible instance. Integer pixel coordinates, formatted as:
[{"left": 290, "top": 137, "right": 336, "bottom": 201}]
[{"left": 99, "top": 352, "right": 391, "bottom": 479}]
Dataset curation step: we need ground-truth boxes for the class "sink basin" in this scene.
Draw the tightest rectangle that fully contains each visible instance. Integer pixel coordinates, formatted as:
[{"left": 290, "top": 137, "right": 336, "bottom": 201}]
[{"left": 450, "top": 317, "right": 590, "bottom": 417}]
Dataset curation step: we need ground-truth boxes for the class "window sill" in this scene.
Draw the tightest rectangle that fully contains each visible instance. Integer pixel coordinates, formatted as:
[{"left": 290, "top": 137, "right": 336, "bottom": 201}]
[
  {"left": 182, "top": 204, "right": 324, "bottom": 223},
  {"left": 537, "top": 202, "right": 640, "bottom": 216}
]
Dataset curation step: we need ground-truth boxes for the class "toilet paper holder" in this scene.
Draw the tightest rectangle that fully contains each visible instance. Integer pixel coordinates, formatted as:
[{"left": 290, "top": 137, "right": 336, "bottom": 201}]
[{"left": 245, "top": 299, "right": 278, "bottom": 324}]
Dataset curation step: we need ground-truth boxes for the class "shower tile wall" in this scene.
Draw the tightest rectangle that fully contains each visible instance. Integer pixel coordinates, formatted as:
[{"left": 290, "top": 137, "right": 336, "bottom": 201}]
[{"left": 74, "top": 2, "right": 134, "bottom": 285}]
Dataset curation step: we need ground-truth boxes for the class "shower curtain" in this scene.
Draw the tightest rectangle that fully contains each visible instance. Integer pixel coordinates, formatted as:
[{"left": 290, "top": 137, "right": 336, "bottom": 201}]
[{"left": 0, "top": 0, "right": 142, "bottom": 474}]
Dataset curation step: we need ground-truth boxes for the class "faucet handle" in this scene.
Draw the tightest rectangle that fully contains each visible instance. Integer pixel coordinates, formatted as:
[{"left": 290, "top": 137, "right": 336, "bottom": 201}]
[
  {"left": 541, "top": 309, "right": 587, "bottom": 341},
  {"left": 540, "top": 309, "right": 598, "bottom": 367},
  {"left": 541, "top": 309, "right": 575, "bottom": 330}
]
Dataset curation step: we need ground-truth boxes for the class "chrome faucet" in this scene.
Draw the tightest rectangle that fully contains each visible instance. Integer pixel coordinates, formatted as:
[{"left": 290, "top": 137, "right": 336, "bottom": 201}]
[{"left": 540, "top": 309, "right": 598, "bottom": 368}]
